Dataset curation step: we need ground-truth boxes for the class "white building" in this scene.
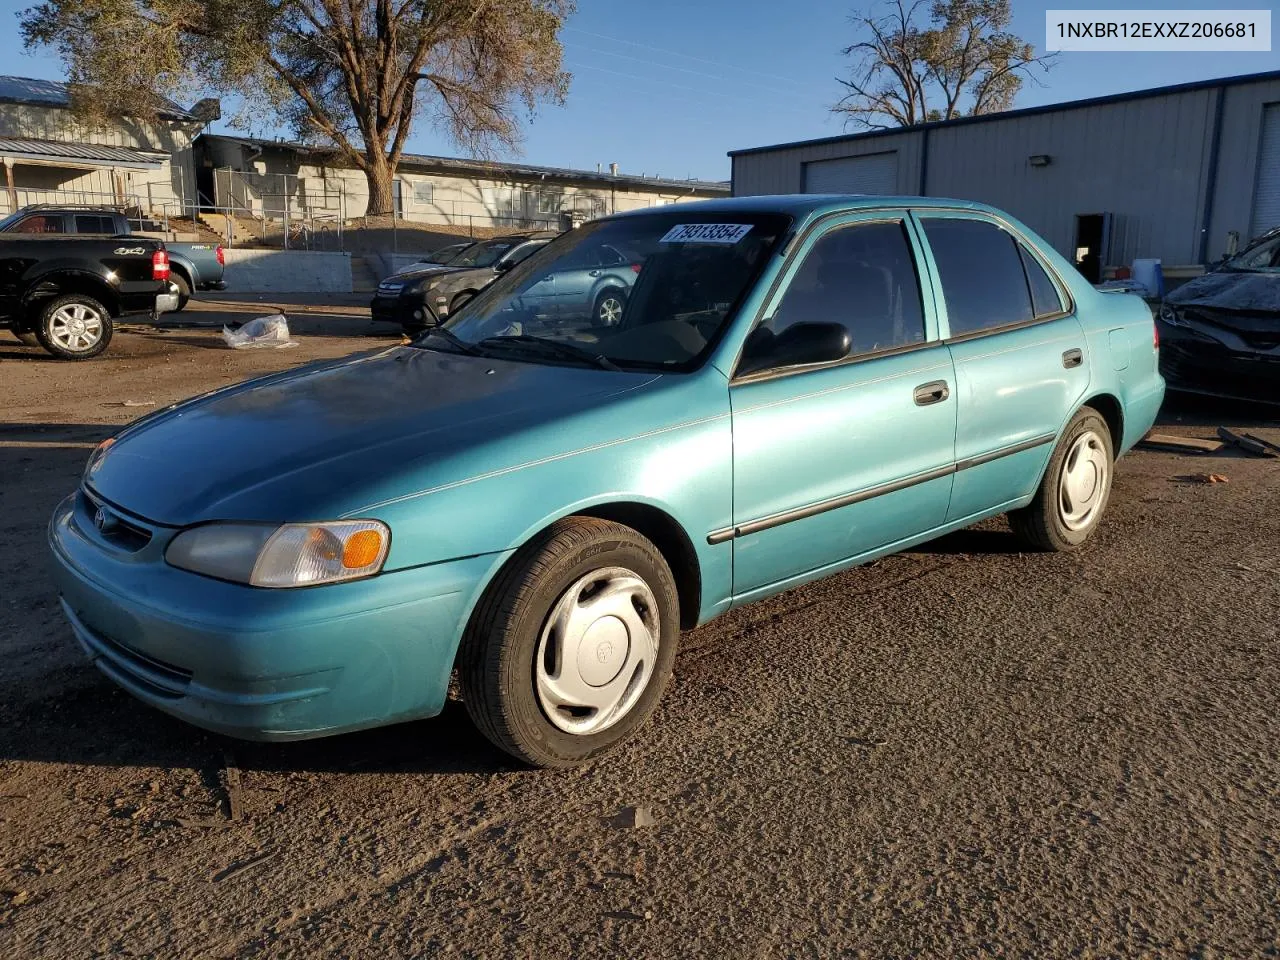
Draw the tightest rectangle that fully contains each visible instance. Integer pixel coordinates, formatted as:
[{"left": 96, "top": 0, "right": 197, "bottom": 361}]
[
  {"left": 0, "top": 76, "right": 214, "bottom": 217},
  {"left": 197, "top": 133, "right": 729, "bottom": 232}
]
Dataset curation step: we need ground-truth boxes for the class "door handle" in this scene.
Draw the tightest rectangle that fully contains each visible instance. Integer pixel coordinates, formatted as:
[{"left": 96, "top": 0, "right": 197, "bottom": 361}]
[
  {"left": 1062, "top": 348, "right": 1083, "bottom": 368},
  {"left": 588, "top": 269, "right": 601, "bottom": 277},
  {"left": 913, "top": 380, "right": 950, "bottom": 406}
]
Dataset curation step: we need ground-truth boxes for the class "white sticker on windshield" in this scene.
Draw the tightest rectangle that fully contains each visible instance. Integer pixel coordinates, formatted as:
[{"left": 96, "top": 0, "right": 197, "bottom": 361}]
[{"left": 659, "top": 223, "right": 753, "bottom": 245}]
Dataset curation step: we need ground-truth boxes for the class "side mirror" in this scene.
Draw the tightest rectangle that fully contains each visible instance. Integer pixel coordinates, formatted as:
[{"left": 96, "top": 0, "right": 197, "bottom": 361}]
[
  {"left": 737, "top": 321, "right": 851, "bottom": 377},
  {"left": 494, "top": 259, "right": 514, "bottom": 273}
]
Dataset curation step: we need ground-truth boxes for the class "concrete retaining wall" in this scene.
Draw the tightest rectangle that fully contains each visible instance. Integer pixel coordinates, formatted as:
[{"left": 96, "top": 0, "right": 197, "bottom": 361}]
[{"left": 222, "top": 250, "right": 353, "bottom": 293}]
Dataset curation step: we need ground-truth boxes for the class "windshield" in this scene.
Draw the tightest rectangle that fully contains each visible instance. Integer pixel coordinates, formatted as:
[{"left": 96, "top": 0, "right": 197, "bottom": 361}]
[
  {"left": 433, "top": 213, "right": 790, "bottom": 372},
  {"left": 1226, "top": 234, "right": 1280, "bottom": 272},
  {"left": 450, "top": 239, "right": 516, "bottom": 269}
]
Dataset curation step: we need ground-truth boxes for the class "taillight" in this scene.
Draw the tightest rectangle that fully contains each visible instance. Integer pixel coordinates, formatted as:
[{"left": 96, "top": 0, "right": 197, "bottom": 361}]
[
  {"left": 216, "top": 245, "right": 225, "bottom": 266},
  {"left": 1153, "top": 322, "right": 1160, "bottom": 350},
  {"left": 631, "top": 263, "right": 642, "bottom": 274},
  {"left": 152, "top": 249, "right": 170, "bottom": 282}
]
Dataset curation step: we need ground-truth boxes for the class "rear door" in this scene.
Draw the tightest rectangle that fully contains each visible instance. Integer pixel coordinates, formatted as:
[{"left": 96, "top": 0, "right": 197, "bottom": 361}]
[{"left": 913, "top": 211, "right": 1089, "bottom": 522}]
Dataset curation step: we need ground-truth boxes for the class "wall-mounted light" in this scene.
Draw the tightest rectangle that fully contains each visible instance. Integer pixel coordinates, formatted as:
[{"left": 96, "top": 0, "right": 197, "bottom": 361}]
[{"left": 1029, "top": 154, "right": 1052, "bottom": 167}]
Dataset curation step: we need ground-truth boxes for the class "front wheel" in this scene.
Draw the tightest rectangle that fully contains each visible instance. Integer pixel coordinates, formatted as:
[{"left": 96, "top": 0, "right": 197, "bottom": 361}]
[
  {"left": 458, "top": 517, "right": 680, "bottom": 767},
  {"left": 34, "top": 294, "right": 114, "bottom": 360},
  {"left": 1009, "top": 407, "right": 1114, "bottom": 551}
]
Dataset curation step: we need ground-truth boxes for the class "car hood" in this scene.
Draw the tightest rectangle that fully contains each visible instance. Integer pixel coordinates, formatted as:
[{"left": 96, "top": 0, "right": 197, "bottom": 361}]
[
  {"left": 389, "top": 264, "right": 466, "bottom": 283},
  {"left": 1166, "top": 271, "right": 1280, "bottom": 316},
  {"left": 88, "top": 347, "right": 659, "bottom": 526}
]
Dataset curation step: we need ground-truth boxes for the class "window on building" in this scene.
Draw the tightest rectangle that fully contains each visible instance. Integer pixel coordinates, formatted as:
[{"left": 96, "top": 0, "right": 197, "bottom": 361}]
[
  {"left": 412, "top": 181, "right": 433, "bottom": 205},
  {"left": 753, "top": 220, "right": 926, "bottom": 368},
  {"left": 74, "top": 215, "right": 115, "bottom": 234},
  {"left": 536, "top": 190, "right": 561, "bottom": 215},
  {"left": 1019, "top": 243, "right": 1066, "bottom": 317},
  {"left": 921, "top": 218, "right": 1035, "bottom": 337}
]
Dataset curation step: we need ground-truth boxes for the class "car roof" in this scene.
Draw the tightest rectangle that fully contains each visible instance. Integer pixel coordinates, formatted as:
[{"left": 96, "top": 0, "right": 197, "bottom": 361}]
[{"left": 605, "top": 194, "right": 997, "bottom": 224}]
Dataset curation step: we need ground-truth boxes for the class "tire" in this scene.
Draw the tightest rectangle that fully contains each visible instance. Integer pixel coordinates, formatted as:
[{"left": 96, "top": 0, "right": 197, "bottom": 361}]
[
  {"left": 593, "top": 288, "right": 626, "bottom": 326},
  {"left": 459, "top": 517, "right": 681, "bottom": 768},
  {"left": 172, "top": 272, "right": 191, "bottom": 312},
  {"left": 1009, "top": 407, "right": 1114, "bottom": 552},
  {"left": 34, "top": 294, "right": 114, "bottom": 360},
  {"left": 450, "top": 291, "right": 476, "bottom": 315}
]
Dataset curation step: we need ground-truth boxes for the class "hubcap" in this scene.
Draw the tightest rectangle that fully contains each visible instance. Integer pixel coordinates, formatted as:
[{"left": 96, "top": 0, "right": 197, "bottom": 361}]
[
  {"left": 598, "top": 297, "right": 623, "bottom": 325},
  {"left": 1059, "top": 430, "right": 1110, "bottom": 531},
  {"left": 534, "top": 567, "right": 659, "bottom": 735},
  {"left": 49, "top": 303, "right": 104, "bottom": 351}
]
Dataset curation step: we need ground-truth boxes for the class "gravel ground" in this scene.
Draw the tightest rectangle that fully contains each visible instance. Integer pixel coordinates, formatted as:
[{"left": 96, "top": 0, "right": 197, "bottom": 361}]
[{"left": 1, "top": 317, "right": 1278, "bottom": 958}]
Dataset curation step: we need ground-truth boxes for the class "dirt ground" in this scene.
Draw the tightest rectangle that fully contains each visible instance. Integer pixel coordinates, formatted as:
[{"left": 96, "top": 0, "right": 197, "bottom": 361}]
[{"left": 1, "top": 308, "right": 1278, "bottom": 958}]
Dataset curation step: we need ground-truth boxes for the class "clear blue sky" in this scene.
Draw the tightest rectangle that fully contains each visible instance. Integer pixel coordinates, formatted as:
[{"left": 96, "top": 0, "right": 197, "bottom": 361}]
[{"left": 1, "top": 0, "right": 1277, "bottom": 181}]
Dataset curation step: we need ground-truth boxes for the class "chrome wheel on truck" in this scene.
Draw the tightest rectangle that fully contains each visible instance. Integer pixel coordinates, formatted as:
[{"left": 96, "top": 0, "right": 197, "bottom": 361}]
[{"left": 35, "top": 294, "right": 114, "bottom": 360}]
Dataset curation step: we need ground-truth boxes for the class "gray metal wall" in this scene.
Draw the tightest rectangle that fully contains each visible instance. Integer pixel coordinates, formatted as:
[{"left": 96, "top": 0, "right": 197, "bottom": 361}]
[{"left": 732, "top": 76, "right": 1280, "bottom": 266}]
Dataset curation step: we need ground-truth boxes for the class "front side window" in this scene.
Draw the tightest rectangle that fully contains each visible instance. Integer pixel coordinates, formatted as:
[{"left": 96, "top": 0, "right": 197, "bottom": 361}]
[
  {"left": 921, "top": 217, "right": 1035, "bottom": 337},
  {"left": 430, "top": 213, "right": 790, "bottom": 371},
  {"left": 13, "top": 214, "right": 63, "bottom": 233},
  {"left": 751, "top": 220, "right": 926, "bottom": 369}
]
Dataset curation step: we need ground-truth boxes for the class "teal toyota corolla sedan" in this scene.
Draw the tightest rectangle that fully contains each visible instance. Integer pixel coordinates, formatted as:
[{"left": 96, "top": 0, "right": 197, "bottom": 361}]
[{"left": 49, "top": 196, "right": 1164, "bottom": 767}]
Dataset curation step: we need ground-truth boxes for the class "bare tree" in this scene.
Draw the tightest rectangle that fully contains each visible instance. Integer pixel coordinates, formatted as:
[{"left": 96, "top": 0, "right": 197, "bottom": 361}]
[
  {"left": 21, "top": 0, "right": 574, "bottom": 214},
  {"left": 834, "top": 0, "right": 1054, "bottom": 130}
]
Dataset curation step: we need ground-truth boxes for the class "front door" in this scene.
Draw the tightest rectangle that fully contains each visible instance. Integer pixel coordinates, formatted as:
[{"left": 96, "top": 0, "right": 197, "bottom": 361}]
[
  {"left": 913, "top": 212, "right": 1090, "bottom": 522},
  {"left": 729, "top": 213, "right": 957, "bottom": 599}
]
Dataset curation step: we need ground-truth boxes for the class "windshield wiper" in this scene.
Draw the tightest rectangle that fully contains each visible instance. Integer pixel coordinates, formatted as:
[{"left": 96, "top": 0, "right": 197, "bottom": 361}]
[
  {"left": 478, "top": 335, "right": 620, "bottom": 371},
  {"left": 411, "top": 325, "right": 485, "bottom": 356}
]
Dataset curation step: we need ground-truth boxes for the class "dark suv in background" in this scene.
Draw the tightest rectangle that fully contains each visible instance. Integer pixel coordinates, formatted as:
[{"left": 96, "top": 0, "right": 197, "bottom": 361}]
[{"left": 371, "top": 231, "right": 559, "bottom": 334}]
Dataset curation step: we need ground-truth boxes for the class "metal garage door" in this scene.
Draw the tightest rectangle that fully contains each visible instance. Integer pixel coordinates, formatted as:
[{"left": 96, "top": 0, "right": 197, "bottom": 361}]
[
  {"left": 803, "top": 152, "right": 898, "bottom": 195},
  {"left": 1251, "top": 104, "right": 1280, "bottom": 238}
]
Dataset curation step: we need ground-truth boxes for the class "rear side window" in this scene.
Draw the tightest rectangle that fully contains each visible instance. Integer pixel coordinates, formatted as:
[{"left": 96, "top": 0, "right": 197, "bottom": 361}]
[
  {"left": 921, "top": 218, "right": 1034, "bottom": 337},
  {"left": 75, "top": 215, "right": 115, "bottom": 234},
  {"left": 1019, "top": 244, "right": 1065, "bottom": 317},
  {"left": 766, "top": 220, "right": 926, "bottom": 358}
]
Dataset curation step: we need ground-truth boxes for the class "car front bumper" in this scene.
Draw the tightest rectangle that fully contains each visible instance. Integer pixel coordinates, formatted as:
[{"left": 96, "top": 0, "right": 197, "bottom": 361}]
[
  {"left": 1157, "top": 319, "right": 1280, "bottom": 405},
  {"left": 370, "top": 294, "right": 444, "bottom": 333},
  {"left": 48, "top": 492, "right": 505, "bottom": 741}
]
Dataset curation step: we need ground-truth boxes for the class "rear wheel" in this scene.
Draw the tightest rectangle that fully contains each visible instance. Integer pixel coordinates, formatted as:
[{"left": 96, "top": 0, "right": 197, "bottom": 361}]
[
  {"left": 171, "top": 272, "right": 191, "bottom": 311},
  {"left": 593, "top": 288, "right": 626, "bottom": 326},
  {"left": 1009, "top": 407, "right": 1114, "bottom": 551},
  {"left": 459, "top": 517, "right": 680, "bottom": 767},
  {"left": 34, "top": 294, "right": 113, "bottom": 360}
]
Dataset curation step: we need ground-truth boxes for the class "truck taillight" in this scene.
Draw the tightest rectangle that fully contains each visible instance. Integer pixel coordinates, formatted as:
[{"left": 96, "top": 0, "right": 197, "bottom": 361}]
[
  {"left": 1153, "top": 322, "right": 1160, "bottom": 350},
  {"left": 216, "top": 245, "right": 225, "bottom": 266},
  {"left": 152, "top": 250, "right": 170, "bottom": 282}
]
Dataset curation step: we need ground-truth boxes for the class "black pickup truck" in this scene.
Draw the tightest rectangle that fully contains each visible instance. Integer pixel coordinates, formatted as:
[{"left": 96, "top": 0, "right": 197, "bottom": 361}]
[
  {"left": 0, "top": 206, "right": 226, "bottom": 310},
  {"left": 1, "top": 235, "right": 179, "bottom": 359}
]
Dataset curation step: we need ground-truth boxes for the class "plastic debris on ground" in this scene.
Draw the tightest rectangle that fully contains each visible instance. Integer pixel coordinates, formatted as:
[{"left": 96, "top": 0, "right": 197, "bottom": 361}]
[{"left": 222, "top": 314, "right": 298, "bottom": 350}]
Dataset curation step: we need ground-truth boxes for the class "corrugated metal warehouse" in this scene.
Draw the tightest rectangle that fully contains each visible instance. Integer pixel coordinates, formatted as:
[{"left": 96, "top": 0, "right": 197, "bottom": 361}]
[{"left": 730, "top": 69, "right": 1280, "bottom": 281}]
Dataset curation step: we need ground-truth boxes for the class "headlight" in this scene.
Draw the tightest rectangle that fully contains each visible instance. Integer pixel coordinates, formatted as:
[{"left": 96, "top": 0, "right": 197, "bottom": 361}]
[
  {"left": 83, "top": 437, "right": 116, "bottom": 481},
  {"left": 166, "top": 520, "right": 390, "bottom": 588},
  {"left": 1159, "top": 303, "right": 1187, "bottom": 327}
]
